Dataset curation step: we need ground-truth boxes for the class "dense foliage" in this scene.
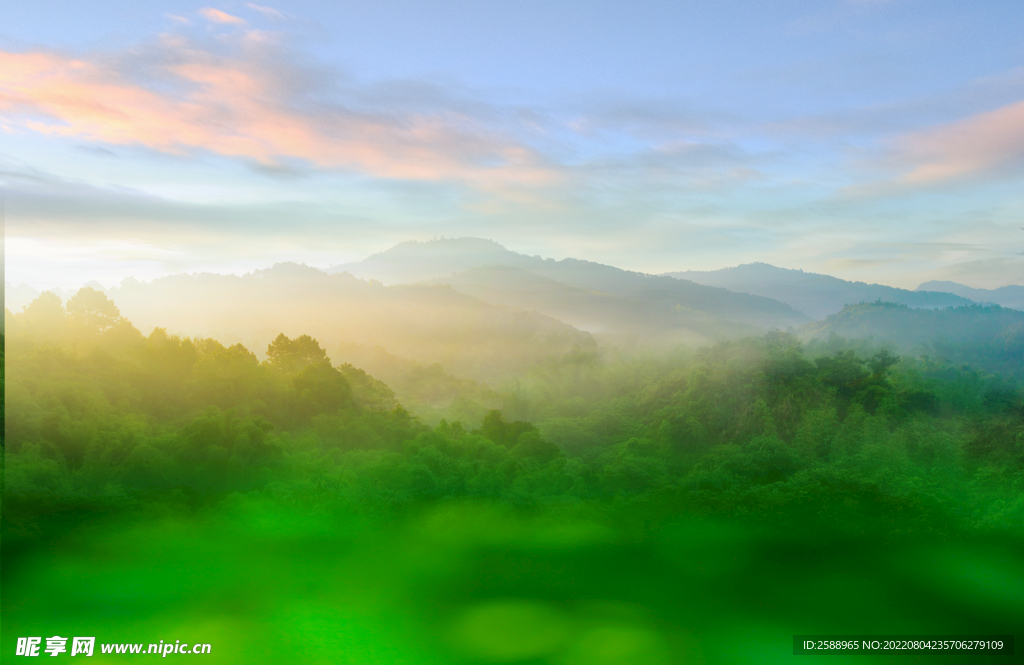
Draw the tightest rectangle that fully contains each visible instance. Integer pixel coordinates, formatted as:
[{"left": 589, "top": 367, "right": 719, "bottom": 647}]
[{"left": 4, "top": 289, "right": 1023, "bottom": 664}]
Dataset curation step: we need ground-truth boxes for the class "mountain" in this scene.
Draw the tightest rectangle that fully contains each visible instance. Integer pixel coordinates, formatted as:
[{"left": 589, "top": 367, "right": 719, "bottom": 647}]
[
  {"left": 5, "top": 282, "right": 107, "bottom": 314},
  {"left": 916, "top": 280, "right": 1024, "bottom": 310},
  {"left": 667, "top": 262, "right": 976, "bottom": 320},
  {"left": 331, "top": 238, "right": 810, "bottom": 330},
  {"left": 102, "top": 262, "right": 594, "bottom": 385},
  {"left": 6, "top": 282, "right": 48, "bottom": 313},
  {"left": 330, "top": 238, "right": 529, "bottom": 284},
  {"left": 800, "top": 301, "right": 1024, "bottom": 378},
  {"left": 434, "top": 265, "right": 771, "bottom": 347}
]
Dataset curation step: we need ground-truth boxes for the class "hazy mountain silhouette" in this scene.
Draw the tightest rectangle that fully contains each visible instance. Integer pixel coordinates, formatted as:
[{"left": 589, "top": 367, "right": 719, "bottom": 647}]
[
  {"left": 330, "top": 238, "right": 529, "bottom": 284},
  {"left": 435, "top": 265, "right": 759, "bottom": 348},
  {"left": 916, "top": 280, "right": 1024, "bottom": 310},
  {"left": 4, "top": 282, "right": 76, "bottom": 313},
  {"left": 668, "top": 262, "right": 976, "bottom": 320},
  {"left": 104, "top": 262, "right": 595, "bottom": 385},
  {"left": 332, "top": 238, "right": 809, "bottom": 330}
]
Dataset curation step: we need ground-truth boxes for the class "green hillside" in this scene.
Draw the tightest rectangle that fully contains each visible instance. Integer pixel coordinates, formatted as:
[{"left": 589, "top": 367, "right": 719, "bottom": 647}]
[{"left": 801, "top": 301, "right": 1024, "bottom": 379}]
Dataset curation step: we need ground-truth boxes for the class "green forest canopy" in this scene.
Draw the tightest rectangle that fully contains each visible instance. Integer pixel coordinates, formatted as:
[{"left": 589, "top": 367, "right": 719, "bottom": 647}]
[{"left": 6, "top": 288, "right": 1022, "bottom": 526}]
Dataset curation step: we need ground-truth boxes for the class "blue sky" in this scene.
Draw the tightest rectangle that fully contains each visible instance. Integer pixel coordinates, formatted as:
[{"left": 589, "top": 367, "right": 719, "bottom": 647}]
[{"left": 3, "top": 0, "right": 1024, "bottom": 291}]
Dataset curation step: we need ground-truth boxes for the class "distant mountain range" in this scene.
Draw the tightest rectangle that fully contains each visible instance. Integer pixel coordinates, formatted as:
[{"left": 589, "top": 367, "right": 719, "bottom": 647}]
[
  {"left": 431, "top": 265, "right": 746, "bottom": 348},
  {"left": 98, "top": 263, "right": 595, "bottom": 385},
  {"left": 331, "top": 238, "right": 810, "bottom": 333},
  {"left": 916, "top": 281, "right": 1024, "bottom": 311},
  {"left": 7, "top": 239, "right": 1023, "bottom": 382},
  {"left": 667, "top": 262, "right": 979, "bottom": 320}
]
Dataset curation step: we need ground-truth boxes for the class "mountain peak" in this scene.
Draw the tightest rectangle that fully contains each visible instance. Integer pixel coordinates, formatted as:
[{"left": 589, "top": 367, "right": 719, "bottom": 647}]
[
  {"left": 400, "top": 237, "right": 509, "bottom": 251},
  {"left": 329, "top": 237, "right": 530, "bottom": 284},
  {"left": 916, "top": 280, "right": 1024, "bottom": 309}
]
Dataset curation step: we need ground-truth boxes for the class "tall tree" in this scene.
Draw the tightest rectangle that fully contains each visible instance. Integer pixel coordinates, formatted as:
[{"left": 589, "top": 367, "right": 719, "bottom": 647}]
[
  {"left": 266, "top": 333, "right": 329, "bottom": 375},
  {"left": 66, "top": 287, "right": 121, "bottom": 336}
]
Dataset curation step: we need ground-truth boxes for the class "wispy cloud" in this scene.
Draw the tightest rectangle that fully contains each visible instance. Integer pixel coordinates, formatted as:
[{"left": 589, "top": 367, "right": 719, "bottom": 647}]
[
  {"left": 0, "top": 37, "right": 560, "bottom": 190},
  {"left": 199, "top": 8, "right": 246, "bottom": 25},
  {"left": 246, "top": 3, "right": 284, "bottom": 19},
  {"left": 893, "top": 99, "right": 1024, "bottom": 185}
]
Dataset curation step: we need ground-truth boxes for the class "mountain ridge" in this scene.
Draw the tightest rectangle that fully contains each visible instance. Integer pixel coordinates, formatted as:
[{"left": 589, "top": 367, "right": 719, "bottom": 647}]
[
  {"left": 330, "top": 237, "right": 810, "bottom": 330},
  {"left": 916, "top": 280, "right": 1024, "bottom": 310},
  {"left": 95, "top": 262, "right": 596, "bottom": 386},
  {"left": 667, "top": 262, "right": 980, "bottom": 320}
]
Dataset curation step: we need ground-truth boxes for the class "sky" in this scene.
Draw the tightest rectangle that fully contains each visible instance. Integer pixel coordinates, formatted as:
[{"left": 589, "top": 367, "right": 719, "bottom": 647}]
[{"left": 3, "top": 0, "right": 1024, "bottom": 292}]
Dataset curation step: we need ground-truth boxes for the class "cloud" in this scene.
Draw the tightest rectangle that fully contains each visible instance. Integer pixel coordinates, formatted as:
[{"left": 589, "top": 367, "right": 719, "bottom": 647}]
[
  {"left": 0, "top": 40, "right": 560, "bottom": 190},
  {"left": 0, "top": 162, "right": 362, "bottom": 238},
  {"left": 893, "top": 99, "right": 1024, "bottom": 185},
  {"left": 246, "top": 3, "right": 284, "bottom": 19},
  {"left": 199, "top": 8, "right": 246, "bottom": 25},
  {"left": 74, "top": 144, "right": 118, "bottom": 157}
]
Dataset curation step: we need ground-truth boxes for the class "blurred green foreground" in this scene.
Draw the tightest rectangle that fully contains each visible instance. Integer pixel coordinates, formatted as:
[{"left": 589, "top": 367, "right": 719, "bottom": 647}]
[
  {"left": 3, "top": 292, "right": 1023, "bottom": 663},
  {"left": 6, "top": 499, "right": 1024, "bottom": 664}
]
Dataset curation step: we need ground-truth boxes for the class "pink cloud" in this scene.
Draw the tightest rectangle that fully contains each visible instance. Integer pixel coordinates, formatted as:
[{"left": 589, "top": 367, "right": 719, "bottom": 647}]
[
  {"left": 0, "top": 47, "right": 559, "bottom": 189},
  {"left": 199, "top": 8, "right": 246, "bottom": 24},
  {"left": 894, "top": 99, "right": 1024, "bottom": 185}
]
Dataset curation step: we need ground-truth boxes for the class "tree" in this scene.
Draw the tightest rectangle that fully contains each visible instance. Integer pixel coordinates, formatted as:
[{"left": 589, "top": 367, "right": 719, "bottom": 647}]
[
  {"left": 510, "top": 431, "right": 563, "bottom": 463},
  {"left": 478, "top": 410, "right": 538, "bottom": 448},
  {"left": 292, "top": 362, "right": 353, "bottom": 418},
  {"left": 20, "top": 291, "right": 67, "bottom": 341},
  {"left": 66, "top": 287, "right": 121, "bottom": 335},
  {"left": 815, "top": 351, "right": 869, "bottom": 399},
  {"left": 266, "top": 333, "right": 329, "bottom": 375},
  {"left": 867, "top": 349, "right": 900, "bottom": 378},
  {"left": 192, "top": 340, "right": 262, "bottom": 407}
]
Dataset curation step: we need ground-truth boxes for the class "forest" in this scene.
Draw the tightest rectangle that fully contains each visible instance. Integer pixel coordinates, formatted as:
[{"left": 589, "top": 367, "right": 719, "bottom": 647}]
[{"left": 3, "top": 286, "right": 1022, "bottom": 663}]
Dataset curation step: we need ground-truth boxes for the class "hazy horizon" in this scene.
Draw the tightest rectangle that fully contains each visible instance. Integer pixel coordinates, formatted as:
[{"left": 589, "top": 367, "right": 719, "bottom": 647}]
[{"left": 4, "top": 236, "right": 1022, "bottom": 296}]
